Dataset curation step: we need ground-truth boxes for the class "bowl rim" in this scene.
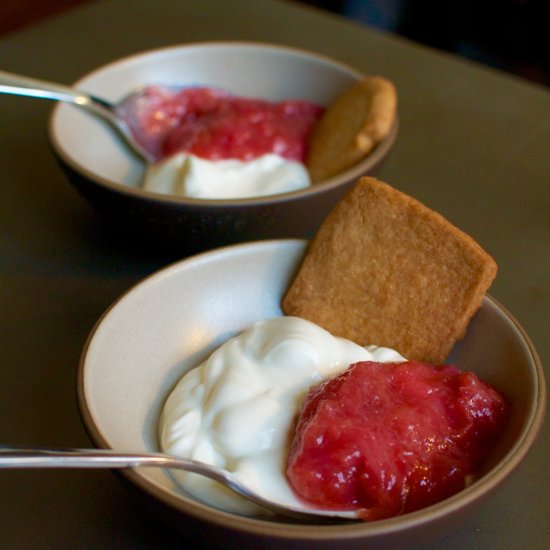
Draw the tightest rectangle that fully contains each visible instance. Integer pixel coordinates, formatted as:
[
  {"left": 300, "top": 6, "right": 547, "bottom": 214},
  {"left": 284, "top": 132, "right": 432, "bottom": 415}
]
[
  {"left": 76, "top": 238, "right": 546, "bottom": 541},
  {"left": 48, "top": 40, "right": 399, "bottom": 207}
]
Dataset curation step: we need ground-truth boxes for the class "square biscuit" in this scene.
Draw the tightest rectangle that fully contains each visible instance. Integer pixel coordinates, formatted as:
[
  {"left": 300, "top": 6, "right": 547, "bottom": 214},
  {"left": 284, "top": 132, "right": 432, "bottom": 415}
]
[{"left": 282, "top": 177, "right": 497, "bottom": 363}]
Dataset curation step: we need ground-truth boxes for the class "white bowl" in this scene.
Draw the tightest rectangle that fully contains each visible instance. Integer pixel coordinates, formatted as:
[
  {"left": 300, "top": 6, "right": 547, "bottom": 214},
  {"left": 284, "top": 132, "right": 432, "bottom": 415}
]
[
  {"left": 49, "top": 42, "right": 398, "bottom": 254},
  {"left": 77, "top": 239, "right": 545, "bottom": 549}
]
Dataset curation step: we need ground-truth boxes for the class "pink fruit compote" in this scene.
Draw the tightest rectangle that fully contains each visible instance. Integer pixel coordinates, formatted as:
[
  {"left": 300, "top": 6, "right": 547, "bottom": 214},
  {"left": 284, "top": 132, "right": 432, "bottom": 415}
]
[
  {"left": 117, "top": 86, "right": 324, "bottom": 163},
  {"left": 287, "top": 360, "right": 509, "bottom": 521}
]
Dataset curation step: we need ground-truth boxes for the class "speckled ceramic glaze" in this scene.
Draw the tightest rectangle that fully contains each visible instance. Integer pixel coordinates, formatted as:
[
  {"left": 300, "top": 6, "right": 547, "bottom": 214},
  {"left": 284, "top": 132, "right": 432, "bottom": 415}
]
[
  {"left": 78, "top": 239, "right": 545, "bottom": 550},
  {"left": 48, "top": 42, "right": 398, "bottom": 253}
]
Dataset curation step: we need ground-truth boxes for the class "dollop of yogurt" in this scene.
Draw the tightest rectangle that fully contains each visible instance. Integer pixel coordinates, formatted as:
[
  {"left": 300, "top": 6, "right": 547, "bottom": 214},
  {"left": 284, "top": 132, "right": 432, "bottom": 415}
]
[
  {"left": 143, "top": 153, "right": 311, "bottom": 199},
  {"left": 159, "top": 316, "right": 405, "bottom": 515}
]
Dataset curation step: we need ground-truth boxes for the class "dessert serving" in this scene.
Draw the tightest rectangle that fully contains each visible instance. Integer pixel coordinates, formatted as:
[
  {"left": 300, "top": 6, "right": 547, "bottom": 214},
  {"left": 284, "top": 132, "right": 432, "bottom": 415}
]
[
  {"left": 119, "top": 85, "right": 323, "bottom": 199},
  {"left": 118, "top": 78, "right": 397, "bottom": 200},
  {"left": 159, "top": 316, "right": 404, "bottom": 515},
  {"left": 78, "top": 234, "right": 543, "bottom": 547},
  {"left": 159, "top": 176, "right": 507, "bottom": 520},
  {"left": 280, "top": 176, "right": 504, "bottom": 517},
  {"left": 50, "top": 42, "right": 401, "bottom": 252}
]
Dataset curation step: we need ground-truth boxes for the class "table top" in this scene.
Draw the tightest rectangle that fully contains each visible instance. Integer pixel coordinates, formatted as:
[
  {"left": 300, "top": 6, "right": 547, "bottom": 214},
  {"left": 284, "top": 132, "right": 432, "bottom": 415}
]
[{"left": 1, "top": 0, "right": 548, "bottom": 548}]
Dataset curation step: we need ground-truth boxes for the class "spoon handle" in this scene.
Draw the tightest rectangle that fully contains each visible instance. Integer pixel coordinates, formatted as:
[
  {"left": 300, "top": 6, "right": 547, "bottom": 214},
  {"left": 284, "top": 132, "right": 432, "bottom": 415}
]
[
  {"left": 0, "top": 69, "right": 95, "bottom": 104},
  {"left": 0, "top": 68, "right": 116, "bottom": 128},
  {"left": 0, "top": 446, "right": 236, "bottom": 487},
  {"left": 0, "top": 447, "right": 356, "bottom": 520},
  {"left": 0, "top": 446, "right": 252, "bottom": 507},
  {"left": 0, "top": 446, "right": 203, "bottom": 472}
]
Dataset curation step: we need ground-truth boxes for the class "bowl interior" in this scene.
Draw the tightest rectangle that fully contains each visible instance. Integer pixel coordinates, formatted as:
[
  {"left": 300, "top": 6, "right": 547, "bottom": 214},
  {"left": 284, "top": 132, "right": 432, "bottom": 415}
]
[
  {"left": 78, "top": 239, "right": 545, "bottom": 540},
  {"left": 50, "top": 42, "right": 365, "bottom": 192}
]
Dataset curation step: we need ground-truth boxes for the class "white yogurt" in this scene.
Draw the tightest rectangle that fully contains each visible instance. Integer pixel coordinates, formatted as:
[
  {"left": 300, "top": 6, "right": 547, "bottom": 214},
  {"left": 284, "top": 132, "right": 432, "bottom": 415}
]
[
  {"left": 143, "top": 153, "right": 311, "bottom": 199},
  {"left": 159, "top": 316, "right": 404, "bottom": 515}
]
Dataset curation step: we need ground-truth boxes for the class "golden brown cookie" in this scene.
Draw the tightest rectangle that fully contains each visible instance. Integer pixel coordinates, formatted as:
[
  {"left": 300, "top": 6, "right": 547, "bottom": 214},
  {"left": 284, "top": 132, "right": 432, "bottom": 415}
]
[
  {"left": 306, "top": 77, "right": 397, "bottom": 183},
  {"left": 282, "top": 177, "right": 497, "bottom": 363}
]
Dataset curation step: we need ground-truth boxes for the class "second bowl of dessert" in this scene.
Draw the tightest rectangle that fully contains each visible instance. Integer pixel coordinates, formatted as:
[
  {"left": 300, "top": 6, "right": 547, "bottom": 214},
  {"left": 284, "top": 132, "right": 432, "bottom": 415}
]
[{"left": 48, "top": 41, "right": 398, "bottom": 253}]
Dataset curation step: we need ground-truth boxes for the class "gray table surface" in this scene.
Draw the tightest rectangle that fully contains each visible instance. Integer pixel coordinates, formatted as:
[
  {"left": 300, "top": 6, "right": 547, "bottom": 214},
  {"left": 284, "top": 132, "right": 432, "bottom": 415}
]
[{"left": 0, "top": 0, "right": 548, "bottom": 548}]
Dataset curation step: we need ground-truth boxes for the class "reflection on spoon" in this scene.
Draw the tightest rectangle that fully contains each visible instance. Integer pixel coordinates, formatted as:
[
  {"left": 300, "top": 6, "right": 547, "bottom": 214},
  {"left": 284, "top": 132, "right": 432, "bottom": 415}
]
[
  {"left": 0, "top": 69, "right": 154, "bottom": 164},
  {"left": 0, "top": 446, "right": 359, "bottom": 521}
]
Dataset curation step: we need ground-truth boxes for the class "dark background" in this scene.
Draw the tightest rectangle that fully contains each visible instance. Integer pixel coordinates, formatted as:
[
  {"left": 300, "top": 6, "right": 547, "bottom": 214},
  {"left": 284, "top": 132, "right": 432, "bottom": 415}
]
[
  {"left": 1, "top": 0, "right": 548, "bottom": 87},
  {"left": 300, "top": 0, "right": 549, "bottom": 86}
]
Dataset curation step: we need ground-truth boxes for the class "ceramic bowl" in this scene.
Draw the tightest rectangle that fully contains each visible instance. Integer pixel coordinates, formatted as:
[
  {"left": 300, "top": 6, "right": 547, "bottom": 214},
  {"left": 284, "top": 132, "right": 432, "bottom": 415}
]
[
  {"left": 48, "top": 42, "right": 397, "bottom": 254},
  {"left": 78, "top": 239, "right": 545, "bottom": 549}
]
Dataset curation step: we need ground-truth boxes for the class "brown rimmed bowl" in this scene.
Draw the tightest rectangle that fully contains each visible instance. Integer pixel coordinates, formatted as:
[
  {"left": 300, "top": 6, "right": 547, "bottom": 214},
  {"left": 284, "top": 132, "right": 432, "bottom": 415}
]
[
  {"left": 49, "top": 42, "right": 398, "bottom": 254},
  {"left": 77, "top": 239, "right": 545, "bottom": 549}
]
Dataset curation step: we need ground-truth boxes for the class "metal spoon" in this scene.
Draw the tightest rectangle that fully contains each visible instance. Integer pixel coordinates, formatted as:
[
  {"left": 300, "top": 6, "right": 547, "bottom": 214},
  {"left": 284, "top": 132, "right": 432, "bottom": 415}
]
[
  {"left": 0, "top": 446, "right": 358, "bottom": 521},
  {"left": 0, "top": 69, "right": 155, "bottom": 163}
]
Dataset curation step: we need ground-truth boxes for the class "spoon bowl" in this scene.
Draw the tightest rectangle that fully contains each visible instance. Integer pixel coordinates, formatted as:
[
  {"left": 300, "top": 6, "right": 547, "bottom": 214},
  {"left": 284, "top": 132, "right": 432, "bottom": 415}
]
[
  {"left": 0, "top": 446, "right": 357, "bottom": 521},
  {"left": 0, "top": 69, "right": 154, "bottom": 163}
]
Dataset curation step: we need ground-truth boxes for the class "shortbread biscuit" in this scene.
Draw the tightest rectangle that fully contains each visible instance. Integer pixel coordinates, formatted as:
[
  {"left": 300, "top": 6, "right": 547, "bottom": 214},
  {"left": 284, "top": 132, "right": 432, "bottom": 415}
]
[
  {"left": 282, "top": 177, "right": 497, "bottom": 363},
  {"left": 307, "top": 77, "right": 397, "bottom": 183}
]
